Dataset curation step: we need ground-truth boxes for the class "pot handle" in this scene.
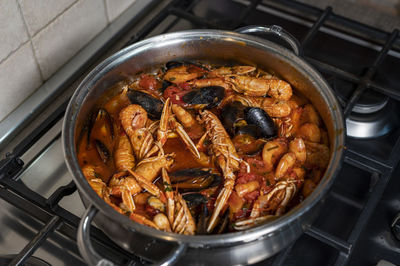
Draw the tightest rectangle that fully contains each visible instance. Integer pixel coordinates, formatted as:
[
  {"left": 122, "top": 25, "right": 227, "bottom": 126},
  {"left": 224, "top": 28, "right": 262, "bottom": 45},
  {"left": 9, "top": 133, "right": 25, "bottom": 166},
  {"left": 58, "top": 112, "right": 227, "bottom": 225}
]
[
  {"left": 78, "top": 204, "right": 187, "bottom": 266},
  {"left": 235, "top": 25, "right": 302, "bottom": 56}
]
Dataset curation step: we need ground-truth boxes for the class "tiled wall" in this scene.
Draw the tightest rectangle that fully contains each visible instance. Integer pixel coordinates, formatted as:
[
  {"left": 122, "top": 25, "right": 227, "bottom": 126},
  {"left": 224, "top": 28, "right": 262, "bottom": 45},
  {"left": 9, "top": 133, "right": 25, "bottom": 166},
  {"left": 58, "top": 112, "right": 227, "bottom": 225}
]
[{"left": 0, "top": 0, "right": 136, "bottom": 122}]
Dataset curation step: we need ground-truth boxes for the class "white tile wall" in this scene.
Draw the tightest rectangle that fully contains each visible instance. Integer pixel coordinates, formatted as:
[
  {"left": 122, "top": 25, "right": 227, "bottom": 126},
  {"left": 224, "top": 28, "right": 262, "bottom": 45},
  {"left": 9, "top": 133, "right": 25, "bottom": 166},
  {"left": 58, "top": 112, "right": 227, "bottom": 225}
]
[
  {"left": 0, "top": 0, "right": 137, "bottom": 123},
  {"left": 0, "top": 43, "right": 42, "bottom": 122},
  {"left": 18, "top": 0, "right": 77, "bottom": 36},
  {"left": 32, "top": 0, "right": 108, "bottom": 79},
  {"left": 0, "top": 0, "right": 29, "bottom": 62},
  {"left": 105, "top": 0, "right": 136, "bottom": 22}
]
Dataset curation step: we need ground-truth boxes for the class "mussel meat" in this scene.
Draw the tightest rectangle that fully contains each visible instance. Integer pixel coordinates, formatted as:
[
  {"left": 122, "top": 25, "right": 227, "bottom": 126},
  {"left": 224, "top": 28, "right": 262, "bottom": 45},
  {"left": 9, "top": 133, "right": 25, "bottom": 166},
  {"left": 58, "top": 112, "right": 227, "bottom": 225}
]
[
  {"left": 127, "top": 89, "right": 163, "bottom": 119},
  {"left": 232, "top": 125, "right": 265, "bottom": 155},
  {"left": 244, "top": 107, "right": 277, "bottom": 139},
  {"left": 182, "top": 86, "right": 225, "bottom": 109}
]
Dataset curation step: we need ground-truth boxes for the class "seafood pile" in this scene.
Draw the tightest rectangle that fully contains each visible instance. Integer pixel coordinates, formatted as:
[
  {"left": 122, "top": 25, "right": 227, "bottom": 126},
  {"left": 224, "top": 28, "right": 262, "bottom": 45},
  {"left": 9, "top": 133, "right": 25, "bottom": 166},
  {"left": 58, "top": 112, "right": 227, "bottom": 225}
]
[{"left": 77, "top": 61, "right": 330, "bottom": 235}]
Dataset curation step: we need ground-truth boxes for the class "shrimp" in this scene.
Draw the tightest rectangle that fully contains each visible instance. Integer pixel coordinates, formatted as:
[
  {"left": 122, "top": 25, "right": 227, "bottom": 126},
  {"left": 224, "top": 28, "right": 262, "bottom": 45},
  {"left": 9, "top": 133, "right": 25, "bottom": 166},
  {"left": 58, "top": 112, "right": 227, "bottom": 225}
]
[
  {"left": 209, "top": 65, "right": 256, "bottom": 77},
  {"left": 189, "top": 77, "right": 233, "bottom": 91},
  {"left": 262, "top": 139, "right": 288, "bottom": 171},
  {"left": 289, "top": 138, "right": 306, "bottom": 164},
  {"left": 164, "top": 65, "right": 206, "bottom": 84},
  {"left": 119, "top": 104, "right": 154, "bottom": 160},
  {"left": 227, "top": 75, "right": 292, "bottom": 101},
  {"left": 275, "top": 152, "right": 296, "bottom": 179},
  {"left": 261, "top": 97, "right": 292, "bottom": 117},
  {"left": 134, "top": 153, "right": 175, "bottom": 182},
  {"left": 109, "top": 172, "right": 141, "bottom": 212},
  {"left": 297, "top": 123, "right": 321, "bottom": 143},
  {"left": 114, "top": 133, "right": 135, "bottom": 172}
]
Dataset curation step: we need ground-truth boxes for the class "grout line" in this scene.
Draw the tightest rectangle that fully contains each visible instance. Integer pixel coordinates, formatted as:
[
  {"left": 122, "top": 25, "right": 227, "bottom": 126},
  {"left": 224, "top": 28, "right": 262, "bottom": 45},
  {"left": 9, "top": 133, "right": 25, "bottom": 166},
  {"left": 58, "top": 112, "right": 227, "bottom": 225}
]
[
  {"left": 15, "top": 0, "right": 44, "bottom": 81},
  {"left": 0, "top": 0, "right": 31, "bottom": 65},
  {"left": 31, "top": 0, "right": 80, "bottom": 39},
  {"left": 28, "top": 41, "right": 45, "bottom": 82},
  {"left": 103, "top": 0, "right": 111, "bottom": 24},
  {"left": 0, "top": 40, "right": 28, "bottom": 65}
]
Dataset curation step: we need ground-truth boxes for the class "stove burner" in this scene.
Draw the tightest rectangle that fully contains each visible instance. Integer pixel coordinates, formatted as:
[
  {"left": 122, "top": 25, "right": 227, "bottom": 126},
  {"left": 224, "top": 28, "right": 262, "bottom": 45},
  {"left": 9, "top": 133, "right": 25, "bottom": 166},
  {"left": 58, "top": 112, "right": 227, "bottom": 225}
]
[
  {"left": 0, "top": 255, "right": 51, "bottom": 266},
  {"left": 346, "top": 98, "right": 397, "bottom": 139},
  {"left": 333, "top": 73, "right": 398, "bottom": 139},
  {"left": 351, "top": 90, "right": 389, "bottom": 114}
]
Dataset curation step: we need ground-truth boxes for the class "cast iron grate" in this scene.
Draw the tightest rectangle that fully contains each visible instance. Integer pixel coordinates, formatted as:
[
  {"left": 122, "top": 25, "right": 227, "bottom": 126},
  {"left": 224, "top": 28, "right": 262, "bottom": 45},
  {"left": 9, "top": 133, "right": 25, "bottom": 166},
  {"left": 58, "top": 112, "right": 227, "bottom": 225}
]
[{"left": 0, "top": 0, "right": 399, "bottom": 265}]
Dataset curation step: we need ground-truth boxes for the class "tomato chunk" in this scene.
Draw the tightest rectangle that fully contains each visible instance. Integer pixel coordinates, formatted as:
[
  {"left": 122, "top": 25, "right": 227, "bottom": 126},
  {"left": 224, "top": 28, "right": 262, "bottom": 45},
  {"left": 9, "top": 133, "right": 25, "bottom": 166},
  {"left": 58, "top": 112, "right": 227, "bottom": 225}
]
[{"left": 139, "top": 74, "right": 159, "bottom": 91}]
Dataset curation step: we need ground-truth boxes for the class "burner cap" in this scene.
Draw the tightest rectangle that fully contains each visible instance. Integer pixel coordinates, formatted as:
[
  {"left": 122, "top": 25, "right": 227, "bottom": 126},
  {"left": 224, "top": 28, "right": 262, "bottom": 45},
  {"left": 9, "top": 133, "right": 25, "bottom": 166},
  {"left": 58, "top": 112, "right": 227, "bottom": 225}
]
[
  {"left": 346, "top": 99, "right": 397, "bottom": 139},
  {"left": 351, "top": 90, "right": 389, "bottom": 114}
]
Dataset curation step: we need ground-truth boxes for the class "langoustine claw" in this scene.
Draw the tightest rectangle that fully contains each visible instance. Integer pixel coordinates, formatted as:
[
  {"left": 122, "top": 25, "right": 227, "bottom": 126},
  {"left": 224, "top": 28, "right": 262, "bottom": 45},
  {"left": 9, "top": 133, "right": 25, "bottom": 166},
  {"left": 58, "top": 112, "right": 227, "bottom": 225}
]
[
  {"left": 172, "top": 193, "right": 196, "bottom": 235},
  {"left": 250, "top": 179, "right": 297, "bottom": 218},
  {"left": 147, "top": 99, "right": 201, "bottom": 159}
]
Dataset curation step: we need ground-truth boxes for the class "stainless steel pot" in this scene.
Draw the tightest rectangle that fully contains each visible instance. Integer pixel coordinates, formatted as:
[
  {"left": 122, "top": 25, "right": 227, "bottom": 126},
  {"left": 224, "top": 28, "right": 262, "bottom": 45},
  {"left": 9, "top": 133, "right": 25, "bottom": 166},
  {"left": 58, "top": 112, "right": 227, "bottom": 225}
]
[{"left": 63, "top": 25, "right": 345, "bottom": 266}]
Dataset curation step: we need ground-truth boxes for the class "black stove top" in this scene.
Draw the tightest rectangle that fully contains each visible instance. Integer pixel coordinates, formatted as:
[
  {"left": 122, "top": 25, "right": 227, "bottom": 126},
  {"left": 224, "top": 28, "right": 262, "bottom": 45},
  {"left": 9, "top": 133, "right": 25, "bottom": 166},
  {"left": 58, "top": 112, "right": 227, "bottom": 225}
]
[{"left": 1, "top": 0, "right": 399, "bottom": 265}]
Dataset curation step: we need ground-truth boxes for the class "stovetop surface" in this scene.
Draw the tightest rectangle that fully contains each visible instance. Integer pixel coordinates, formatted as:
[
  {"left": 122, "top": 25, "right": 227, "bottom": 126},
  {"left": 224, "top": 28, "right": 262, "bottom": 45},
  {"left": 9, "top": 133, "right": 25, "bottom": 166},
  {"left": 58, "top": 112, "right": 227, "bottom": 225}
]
[{"left": 1, "top": 0, "right": 400, "bottom": 265}]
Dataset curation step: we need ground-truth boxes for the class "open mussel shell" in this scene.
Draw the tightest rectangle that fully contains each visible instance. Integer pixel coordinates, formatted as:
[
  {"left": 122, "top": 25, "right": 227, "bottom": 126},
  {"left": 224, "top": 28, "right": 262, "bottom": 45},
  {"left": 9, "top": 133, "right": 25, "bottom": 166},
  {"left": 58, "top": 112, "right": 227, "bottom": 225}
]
[
  {"left": 221, "top": 101, "right": 246, "bottom": 136},
  {"left": 94, "top": 139, "right": 111, "bottom": 163},
  {"left": 235, "top": 124, "right": 261, "bottom": 139},
  {"left": 244, "top": 107, "right": 277, "bottom": 139},
  {"left": 182, "top": 86, "right": 225, "bottom": 109},
  {"left": 170, "top": 168, "right": 221, "bottom": 190},
  {"left": 182, "top": 192, "right": 208, "bottom": 208},
  {"left": 127, "top": 89, "right": 163, "bottom": 119}
]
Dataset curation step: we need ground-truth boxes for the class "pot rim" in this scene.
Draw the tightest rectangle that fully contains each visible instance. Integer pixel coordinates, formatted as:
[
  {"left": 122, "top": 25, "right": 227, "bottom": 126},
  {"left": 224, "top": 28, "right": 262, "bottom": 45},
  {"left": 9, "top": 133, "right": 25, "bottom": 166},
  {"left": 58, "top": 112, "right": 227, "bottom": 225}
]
[{"left": 62, "top": 29, "right": 345, "bottom": 247}]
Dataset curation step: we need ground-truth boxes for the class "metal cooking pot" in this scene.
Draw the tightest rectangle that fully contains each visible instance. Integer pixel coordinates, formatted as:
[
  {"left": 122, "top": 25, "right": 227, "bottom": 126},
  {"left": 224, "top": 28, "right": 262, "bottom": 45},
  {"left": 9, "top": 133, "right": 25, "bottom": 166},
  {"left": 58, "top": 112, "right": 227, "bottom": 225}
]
[{"left": 62, "top": 25, "right": 345, "bottom": 265}]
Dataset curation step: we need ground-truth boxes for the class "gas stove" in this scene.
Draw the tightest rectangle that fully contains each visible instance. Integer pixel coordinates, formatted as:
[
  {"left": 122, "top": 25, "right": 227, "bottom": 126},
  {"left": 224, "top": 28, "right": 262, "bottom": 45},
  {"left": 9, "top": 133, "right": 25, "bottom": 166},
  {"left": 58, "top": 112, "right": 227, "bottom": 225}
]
[{"left": 1, "top": 0, "right": 400, "bottom": 265}]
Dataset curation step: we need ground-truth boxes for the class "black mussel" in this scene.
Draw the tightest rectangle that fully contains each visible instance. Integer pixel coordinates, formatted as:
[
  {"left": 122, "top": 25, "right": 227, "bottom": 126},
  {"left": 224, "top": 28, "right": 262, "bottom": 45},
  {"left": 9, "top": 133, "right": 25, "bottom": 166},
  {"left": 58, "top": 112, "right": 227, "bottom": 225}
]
[
  {"left": 235, "top": 124, "right": 261, "bottom": 139},
  {"left": 221, "top": 101, "right": 246, "bottom": 136},
  {"left": 196, "top": 204, "right": 209, "bottom": 235},
  {"left": 170, "top": 168, "right": 211, "bottom": 181},
  {"left": 84, "top": 110, "right": 97, "bottom": 146},
  {"left": 86, "top": 108, "right": 114, "bottom": 157},
  {"left": 182, "top": 86, "right": 225, "bottom": 109},
  {"left": 165, "top": 61, "right": 184, "bottom": 70},
  {"left": 127, "top": 89, "right": 163, "bottom": 119},
  {"left": 96, "top": 108, "right": 114, "bottom": 139},
  {"left": 95, "top": 139, "right": 111, "bottom": 163},
  {"left": 170, "top": 168, "right": 221, "bottom": 189},
  {"left": 182, "top": 192, "right": 208, "bottom": 208},
  {"left": 165, "top": 61, "right": 209, "bottom": 71},
  {"left": 244, "top": 107, "right": 277, "bottom": 139}
]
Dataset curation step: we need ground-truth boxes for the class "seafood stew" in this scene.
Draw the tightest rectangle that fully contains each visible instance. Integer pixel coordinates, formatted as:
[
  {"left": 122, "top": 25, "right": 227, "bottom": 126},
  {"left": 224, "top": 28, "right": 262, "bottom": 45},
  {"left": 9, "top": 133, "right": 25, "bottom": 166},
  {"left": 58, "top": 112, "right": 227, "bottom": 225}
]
[{"left": 77, "top": 61, "right": 330, "bottom": 235}]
